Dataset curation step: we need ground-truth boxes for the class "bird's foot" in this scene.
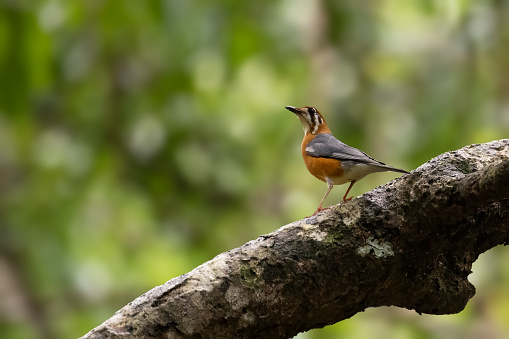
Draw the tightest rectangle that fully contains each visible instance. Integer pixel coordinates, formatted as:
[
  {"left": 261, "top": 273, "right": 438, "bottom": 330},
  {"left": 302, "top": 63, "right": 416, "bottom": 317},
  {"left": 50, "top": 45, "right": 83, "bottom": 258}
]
[
  {"left": 309, "top": 206, "right": 330, "bottom": 217},
  {"left": 342, "top": 196, "right": 353, "bottom": 202}
]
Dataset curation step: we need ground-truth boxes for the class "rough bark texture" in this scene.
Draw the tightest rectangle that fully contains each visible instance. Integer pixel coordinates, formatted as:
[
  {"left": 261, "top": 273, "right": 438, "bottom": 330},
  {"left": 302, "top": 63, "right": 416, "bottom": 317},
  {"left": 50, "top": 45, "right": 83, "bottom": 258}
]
[{"left": 81, "top": 139, "right": 509, "bottom": 339}]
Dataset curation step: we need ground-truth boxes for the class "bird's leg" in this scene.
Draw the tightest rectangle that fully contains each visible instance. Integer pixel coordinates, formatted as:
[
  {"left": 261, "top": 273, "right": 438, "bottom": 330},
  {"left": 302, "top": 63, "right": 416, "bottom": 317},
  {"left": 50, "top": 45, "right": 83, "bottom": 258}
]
[
  {"left": 342, "top": 180, "right": 356, "bottom": 201},
  {"left": 311, "top": 178, "right": 334, "bottom": 216}
]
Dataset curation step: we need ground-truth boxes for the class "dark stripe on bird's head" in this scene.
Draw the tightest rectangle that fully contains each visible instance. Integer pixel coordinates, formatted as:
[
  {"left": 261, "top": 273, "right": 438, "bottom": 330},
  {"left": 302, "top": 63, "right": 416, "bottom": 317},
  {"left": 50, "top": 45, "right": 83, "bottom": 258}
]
[{"left": 286, "top": 105, "right": 324, "bottom": 134}]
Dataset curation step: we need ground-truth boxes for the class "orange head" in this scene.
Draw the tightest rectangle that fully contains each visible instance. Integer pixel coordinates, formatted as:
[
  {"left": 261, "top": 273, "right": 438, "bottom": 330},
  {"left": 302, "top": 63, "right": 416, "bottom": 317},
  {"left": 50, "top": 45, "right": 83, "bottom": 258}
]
[{"left": 285, "top": 106, "right": 330, "bottom": 135}]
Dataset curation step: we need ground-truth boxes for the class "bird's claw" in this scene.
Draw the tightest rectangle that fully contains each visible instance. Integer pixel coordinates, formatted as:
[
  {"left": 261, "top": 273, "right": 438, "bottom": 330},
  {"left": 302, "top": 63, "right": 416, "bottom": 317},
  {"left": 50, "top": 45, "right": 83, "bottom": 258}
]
[{"left": 308, "top": 206, "right": 330, "bottom": 217}]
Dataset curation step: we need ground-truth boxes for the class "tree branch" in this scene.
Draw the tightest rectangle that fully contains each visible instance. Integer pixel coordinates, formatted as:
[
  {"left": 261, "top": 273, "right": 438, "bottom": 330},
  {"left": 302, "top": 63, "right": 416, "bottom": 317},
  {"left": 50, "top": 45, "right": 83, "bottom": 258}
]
[{"left": 81, "top": 139, "right": 509, "bottom": 339}]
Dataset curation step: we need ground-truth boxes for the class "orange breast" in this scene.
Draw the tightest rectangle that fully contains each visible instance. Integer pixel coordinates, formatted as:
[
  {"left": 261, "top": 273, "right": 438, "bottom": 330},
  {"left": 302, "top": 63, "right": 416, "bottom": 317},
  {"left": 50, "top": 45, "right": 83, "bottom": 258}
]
[{"left": 301, "top": 133, "right": 344, "bottom": 182}]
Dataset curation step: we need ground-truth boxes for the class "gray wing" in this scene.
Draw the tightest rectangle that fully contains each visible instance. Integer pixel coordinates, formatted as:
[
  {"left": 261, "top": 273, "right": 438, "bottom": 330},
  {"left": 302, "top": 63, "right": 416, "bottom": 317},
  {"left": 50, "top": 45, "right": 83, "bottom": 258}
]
[{"left": 305, "top": 133, "right": 386, "bottom": 166}]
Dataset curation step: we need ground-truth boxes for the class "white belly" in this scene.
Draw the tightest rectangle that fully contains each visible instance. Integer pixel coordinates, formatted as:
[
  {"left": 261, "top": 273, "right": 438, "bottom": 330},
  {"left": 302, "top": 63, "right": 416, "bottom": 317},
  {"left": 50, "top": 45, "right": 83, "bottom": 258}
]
[{"left": 331, "top": 162, "right": 387, "bottom": 185}]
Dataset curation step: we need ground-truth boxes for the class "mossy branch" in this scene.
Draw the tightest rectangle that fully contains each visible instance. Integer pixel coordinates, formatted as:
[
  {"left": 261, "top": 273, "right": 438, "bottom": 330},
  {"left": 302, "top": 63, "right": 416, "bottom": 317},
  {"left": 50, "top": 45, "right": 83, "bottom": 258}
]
[{"left": 81, "top": 139, "right": 509, "bottom": 339}]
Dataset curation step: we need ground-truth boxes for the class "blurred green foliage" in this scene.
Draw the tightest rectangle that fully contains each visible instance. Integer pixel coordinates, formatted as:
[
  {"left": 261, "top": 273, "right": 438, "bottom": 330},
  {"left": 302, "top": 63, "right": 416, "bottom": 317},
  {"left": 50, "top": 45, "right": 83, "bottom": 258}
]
[{"left": 0, "top": 1, "right": 508, "bottom": 338}]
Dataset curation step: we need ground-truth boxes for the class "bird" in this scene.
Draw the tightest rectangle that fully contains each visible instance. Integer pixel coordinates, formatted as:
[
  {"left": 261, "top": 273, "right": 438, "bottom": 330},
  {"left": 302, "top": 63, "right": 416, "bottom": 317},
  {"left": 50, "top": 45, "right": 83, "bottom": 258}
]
[{"left": 286, "top": 105, "right": 409, "bottom": 216}]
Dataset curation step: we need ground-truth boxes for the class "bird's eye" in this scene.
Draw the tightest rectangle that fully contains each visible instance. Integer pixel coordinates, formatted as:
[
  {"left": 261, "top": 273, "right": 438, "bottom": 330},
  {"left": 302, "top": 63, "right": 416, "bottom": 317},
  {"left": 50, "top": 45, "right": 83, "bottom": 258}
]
[{"left": 308, "top": 107, "right": 316, "bottom": 114}]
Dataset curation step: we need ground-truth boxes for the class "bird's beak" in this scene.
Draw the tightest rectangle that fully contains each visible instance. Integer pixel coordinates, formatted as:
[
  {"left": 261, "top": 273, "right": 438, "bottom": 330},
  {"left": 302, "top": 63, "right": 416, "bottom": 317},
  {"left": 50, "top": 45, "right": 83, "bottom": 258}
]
[{"left": 285, "top": 106, "right": 301, "bottom": 115}]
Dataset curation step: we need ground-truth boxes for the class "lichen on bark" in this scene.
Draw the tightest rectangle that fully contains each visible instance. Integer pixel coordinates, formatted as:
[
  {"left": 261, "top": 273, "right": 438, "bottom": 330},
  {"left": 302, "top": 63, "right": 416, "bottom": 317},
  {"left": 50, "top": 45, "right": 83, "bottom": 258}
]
[{"left": 82, "top": 139, "right": 509, "bottom": 339}]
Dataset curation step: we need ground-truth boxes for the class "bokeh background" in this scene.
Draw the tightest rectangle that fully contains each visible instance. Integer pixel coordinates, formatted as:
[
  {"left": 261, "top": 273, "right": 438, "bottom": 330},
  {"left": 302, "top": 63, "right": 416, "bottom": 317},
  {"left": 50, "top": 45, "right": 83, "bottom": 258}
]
[{"left": 0, "top": 1, "right": 508, "bottom": 338}]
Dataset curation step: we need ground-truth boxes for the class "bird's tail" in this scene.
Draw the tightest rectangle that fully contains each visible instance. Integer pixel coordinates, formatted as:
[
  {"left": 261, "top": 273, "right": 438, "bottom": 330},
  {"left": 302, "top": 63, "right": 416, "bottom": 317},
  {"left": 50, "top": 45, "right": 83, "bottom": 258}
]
[{"left": 378, "top": 165, "right": 409, "bottom": 174}]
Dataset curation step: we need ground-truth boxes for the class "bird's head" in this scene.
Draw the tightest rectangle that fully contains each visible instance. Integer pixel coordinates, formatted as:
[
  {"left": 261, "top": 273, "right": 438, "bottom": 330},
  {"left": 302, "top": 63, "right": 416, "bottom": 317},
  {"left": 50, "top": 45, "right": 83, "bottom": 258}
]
[{"left": 285, "top": 106, "right": 329, "bottom": 135}]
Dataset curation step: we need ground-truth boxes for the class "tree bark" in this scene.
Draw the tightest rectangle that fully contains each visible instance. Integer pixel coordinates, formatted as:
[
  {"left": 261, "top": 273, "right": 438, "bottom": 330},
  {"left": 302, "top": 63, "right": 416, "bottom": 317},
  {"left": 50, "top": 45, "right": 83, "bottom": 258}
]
[{"left": 81, "top": 139, "right": 509, "bottom": 339}]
